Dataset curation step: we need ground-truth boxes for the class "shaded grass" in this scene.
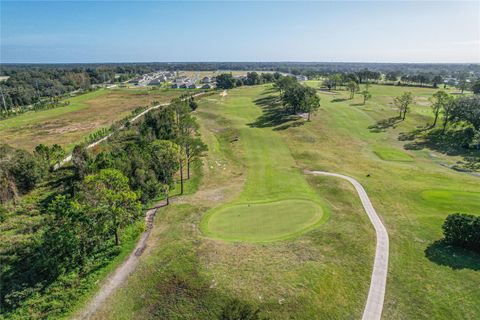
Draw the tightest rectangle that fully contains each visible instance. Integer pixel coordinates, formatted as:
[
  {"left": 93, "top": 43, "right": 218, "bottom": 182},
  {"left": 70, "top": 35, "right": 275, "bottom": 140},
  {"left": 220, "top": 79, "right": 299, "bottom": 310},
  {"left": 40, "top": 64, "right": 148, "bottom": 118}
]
[{"left": 425, "top": 240, "right": 480, "bottom": 271}]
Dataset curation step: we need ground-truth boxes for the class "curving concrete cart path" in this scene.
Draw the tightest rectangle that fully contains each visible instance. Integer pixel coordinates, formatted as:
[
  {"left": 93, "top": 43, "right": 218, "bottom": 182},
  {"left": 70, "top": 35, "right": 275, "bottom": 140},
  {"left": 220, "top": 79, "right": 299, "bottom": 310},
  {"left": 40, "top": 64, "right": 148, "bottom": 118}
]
[{"left": 306, "top": 170, "right": 389, "bottom": 320}]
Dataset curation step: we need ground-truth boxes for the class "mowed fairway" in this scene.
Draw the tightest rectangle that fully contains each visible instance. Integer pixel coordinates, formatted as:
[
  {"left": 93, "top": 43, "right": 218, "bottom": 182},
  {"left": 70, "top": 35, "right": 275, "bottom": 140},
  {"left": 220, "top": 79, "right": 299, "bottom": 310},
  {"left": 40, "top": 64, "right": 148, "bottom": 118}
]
[
  {"left": 0, "top": 88, "right": 186, "bottom": 151},
  {"left": 89, "top": 85, "right": 374, "bottom": 319},
  {"left": 86, "top": 83, "right": 479, "bottom": 320},
  {"left": 200, "top": 91, "right": 327, "bottom": 241}
]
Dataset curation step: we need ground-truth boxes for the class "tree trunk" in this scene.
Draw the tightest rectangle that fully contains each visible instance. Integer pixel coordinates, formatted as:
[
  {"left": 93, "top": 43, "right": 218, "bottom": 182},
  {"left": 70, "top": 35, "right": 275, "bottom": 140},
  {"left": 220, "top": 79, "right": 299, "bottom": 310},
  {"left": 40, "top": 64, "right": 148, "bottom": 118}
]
[
  {"left": 114, "top": 228, "right": 119, "bottom": 246},
  {"left": 179, "top": 160, "right": 184, "bottom": 195},
  {"left": 166, "top": 190, "right": 169, "bottom": 205},
  {"left": 307, "top": 112, "right": 311, "bottom": 121},
  {"left": 187, "top": 159, "right": 190, "bottom": 179},
  {"left": 442, "top": 118, "right": 448, "bottom": 134},
  {"left": 432, "top": 110, "right": 439, "bottom": 127}
]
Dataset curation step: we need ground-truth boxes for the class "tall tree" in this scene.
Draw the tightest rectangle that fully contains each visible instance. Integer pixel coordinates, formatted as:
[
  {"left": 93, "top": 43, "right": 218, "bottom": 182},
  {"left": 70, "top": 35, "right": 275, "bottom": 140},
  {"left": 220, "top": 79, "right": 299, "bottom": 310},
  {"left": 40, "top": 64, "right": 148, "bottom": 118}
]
[
  {"left": 429, "top": 91, "right": 452, "bottom": 128},
  {"left": 151, "top": 140, "right": 180, "bottom": 202},
  {"left": 303, "top": 86, "right": 321, "bottom": 121},
  {"left": 185, "top": 137, "right": 207, "bottom": 179},
  {"left": 346, "top": 81, "right": 359, "bottom": 99},
  {"left": 82, "top": 169, "right": 141, "bottom": 246},
  {"left": 393, "top": 92, "right": 414, "bottom": 120},
  {"left": 471, "top": 80, "right": 480, "bottom": 95},
  {"left": 274, "top": 76, "right": 297, "bottom": 94},
  {"left": 216, "top": 73, "right": 236, "bottom": 89}
]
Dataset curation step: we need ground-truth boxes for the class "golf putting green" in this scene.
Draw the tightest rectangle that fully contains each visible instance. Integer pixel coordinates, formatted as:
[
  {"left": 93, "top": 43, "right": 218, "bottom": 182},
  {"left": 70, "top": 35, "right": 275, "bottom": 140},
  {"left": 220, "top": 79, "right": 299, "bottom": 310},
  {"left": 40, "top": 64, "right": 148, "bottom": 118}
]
[
  {"left": 202, "top": 199, "right": 325, "bottom": 242},
  {"left": 199, "top": 87, "right": 329, "bottom": 243}
]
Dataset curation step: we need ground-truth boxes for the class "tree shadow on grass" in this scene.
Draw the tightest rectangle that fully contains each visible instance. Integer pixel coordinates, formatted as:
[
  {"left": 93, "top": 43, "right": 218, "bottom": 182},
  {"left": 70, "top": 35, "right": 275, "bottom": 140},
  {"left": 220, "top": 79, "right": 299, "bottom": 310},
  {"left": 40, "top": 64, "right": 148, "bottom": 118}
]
[
  {"left": 248, "top": 94, "right": 304, "bottom": 131},
  {"left": 331, "top": 98, "right": 348, "bottom": 103},
  {"left": 368, "top": 116, "right": 403, "bottom": 132},
  {"left": 402, "top": 128, "right": 480, "bottom": 158},
  {"left": 425, "top": 240, "right": 480, "bottom": 271}
]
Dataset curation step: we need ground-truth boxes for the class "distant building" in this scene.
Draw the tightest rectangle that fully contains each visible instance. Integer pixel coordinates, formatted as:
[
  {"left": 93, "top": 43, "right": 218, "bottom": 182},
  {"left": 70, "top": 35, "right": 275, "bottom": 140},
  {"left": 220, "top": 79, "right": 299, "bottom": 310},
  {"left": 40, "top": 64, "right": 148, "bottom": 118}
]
[
  {"left": 201, "top": 83, "right": 213, "bottom": 89},
  {"left": 202, "top": 76, "right": 211, "bottom": 83},
  {"left": 296, "top": 75, "right": 308, "bottom": 81},
  {"left": 149, "top": 78, "right": 165, "bottom": 85},
  {"left": 187, "top": 82, "right": 197, "bottom": 89},
  {"left": 171, "top": 83, "right": 180, "bottom": 89}
]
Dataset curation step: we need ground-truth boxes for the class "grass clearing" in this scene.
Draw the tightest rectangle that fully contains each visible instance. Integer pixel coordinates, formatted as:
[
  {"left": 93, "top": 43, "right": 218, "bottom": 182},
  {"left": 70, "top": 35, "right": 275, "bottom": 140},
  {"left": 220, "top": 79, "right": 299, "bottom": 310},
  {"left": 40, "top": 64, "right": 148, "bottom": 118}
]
[
  {"left": 203, "top": 199, "right": 324, "bottom": 242},
  {"left": 88, "top": 83, "right": 479, "bottom": 319},
  {"left": 91, "top": 85, "right": 373, "bottom": 319},
  {"left": 199, "top": 87, "right": 328, "bottom": 242},
  {"left": 0, "top": 88, "right": 188, "bottom": 151},
  {"left": 373, "top": 146, "right": 414, "bottom": 162}
]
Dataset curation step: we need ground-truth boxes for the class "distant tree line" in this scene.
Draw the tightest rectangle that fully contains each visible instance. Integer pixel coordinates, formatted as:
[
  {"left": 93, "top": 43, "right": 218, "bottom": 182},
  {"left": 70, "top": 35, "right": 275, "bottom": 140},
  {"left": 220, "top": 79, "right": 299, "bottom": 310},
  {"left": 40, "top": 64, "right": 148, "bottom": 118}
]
[
  {"left": 215, "top": 72, "right": 280, "bottom": 89},
  {"left": 3, "top": 62, "right": 477, "bottom": 111},
  {"left": 0, "top": 65, "right": 148, "bottom": 111},
  {"left": 0, "top": 95, "right": 206, "bottom": 317},
  {"left": 322, "top": 69, "right": 479, "bottom": 91}
]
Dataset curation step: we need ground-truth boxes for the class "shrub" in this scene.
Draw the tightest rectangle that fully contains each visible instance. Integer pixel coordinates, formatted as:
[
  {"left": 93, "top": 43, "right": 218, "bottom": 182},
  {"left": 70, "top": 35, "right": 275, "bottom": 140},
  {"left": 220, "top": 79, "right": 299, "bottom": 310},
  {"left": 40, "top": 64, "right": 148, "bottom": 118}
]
[
  {"left": 442, "top": 213, "right": 480, "bottom": 252},
  {"left": 220, "top": 298, "right": 264, "bottom": 320}
]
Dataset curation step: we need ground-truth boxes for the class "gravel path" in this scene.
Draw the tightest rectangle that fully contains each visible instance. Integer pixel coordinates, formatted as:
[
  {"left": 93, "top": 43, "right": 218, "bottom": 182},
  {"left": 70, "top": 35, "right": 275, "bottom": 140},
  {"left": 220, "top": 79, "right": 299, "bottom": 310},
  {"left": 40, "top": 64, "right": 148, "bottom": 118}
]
[
  {"left": 55, "top": 92, "right": 206, "bottom": 170},
  {"left": 74, "top": 201, "right": 166, "bottom": 319},
  {"left": 306, "top": 170, "right": 389, "bottom": 320}
]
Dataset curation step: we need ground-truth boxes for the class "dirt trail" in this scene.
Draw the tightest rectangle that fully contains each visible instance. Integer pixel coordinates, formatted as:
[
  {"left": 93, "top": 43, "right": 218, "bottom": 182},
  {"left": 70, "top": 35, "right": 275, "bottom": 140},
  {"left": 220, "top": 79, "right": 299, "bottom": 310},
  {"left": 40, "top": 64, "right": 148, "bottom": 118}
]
[
  {"left": 55, "top": 92, "right": 206, "bottom": 170},
  {"left": 74, "top": 200, "right": 167, "bottom": 319}
]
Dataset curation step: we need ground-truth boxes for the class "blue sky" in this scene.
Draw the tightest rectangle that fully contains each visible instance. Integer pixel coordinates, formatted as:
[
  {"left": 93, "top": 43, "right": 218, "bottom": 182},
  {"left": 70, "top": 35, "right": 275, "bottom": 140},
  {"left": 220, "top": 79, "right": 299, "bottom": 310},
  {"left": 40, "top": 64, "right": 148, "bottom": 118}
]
[{"left": 1, "top": 1, "right": 479, "bottom": 63}]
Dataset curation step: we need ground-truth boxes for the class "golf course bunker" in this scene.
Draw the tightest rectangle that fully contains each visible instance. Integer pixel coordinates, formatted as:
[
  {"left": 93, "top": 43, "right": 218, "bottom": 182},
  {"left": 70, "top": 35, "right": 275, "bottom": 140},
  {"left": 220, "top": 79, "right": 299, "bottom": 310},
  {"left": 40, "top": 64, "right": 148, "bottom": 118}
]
[{"left": 202, "top": 199, "right": 325, "bottom": 242}]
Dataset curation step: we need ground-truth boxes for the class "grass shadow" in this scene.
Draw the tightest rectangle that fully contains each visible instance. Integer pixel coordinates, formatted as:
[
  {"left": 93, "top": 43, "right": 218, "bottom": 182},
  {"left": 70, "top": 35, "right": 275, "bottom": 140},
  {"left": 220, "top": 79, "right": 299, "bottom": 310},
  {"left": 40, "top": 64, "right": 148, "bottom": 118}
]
[
  {"left": 425, "top": 239, "right": 480, "bottom": 271},
  {"left": 331, "top": 98, "right": 348, "bottom": 103},
  {"left": 368, "top": 116, "right": 403, "bottom": 133},
  {"left": 248, "top": 94, "right": 303, "bottom": 130},
  {"left": 403, "top": 128, "right": 480, "bottom": 157}
]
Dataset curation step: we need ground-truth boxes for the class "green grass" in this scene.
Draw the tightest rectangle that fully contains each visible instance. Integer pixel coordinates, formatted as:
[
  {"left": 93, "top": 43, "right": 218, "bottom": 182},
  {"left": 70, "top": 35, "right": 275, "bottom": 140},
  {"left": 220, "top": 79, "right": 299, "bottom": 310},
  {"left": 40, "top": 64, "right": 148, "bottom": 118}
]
[
  {"left": 89, "top": 83, "right": 479, "bottom": 319},
  {"left": 0, "top": 88, "right": 188, "bottom": 151},
  {"left": 296, "top": 81, "right": 480, "bottom": 319},
  {"left": 421, "top": 190, "right": 480, "bottom": 212},
  {"left": 373, "top": 146, "right": 413, "bottom": 162},
  {"left": 199, "top": 89, "right": 328, "bottom": 242},
  {"left": 91, "top": 85, "right": 373, "bottom": 319},
  {"left": 203, "top": 199, "right": 324, "bottom": 242}
]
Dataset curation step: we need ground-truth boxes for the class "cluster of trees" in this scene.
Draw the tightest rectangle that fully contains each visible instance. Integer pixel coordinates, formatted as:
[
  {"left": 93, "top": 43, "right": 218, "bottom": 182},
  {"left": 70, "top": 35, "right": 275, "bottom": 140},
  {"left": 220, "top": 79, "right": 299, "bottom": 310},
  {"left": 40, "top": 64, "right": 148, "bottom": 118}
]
[
  {"left": 216, "top": 72, "right": 280, "bottom": 89},
  {"left": 274, "top": 76, "right": 320, "bottom": 120},
  {"left": 0, "top": 65, "right": 148, "bottom": 111},
  {"left": 392, "top": 90, "right": 480, "bottom": 147},
  {"left": 0, "top": 144, "right": 50, "bottom": 204},
  {"left": 428, "top": 93, "right": 480, "bottom": 145},
  {"left": 322, "top": 70, "right": 480, "bottom": 92},
  {"left": 399, "top": 74, "right": 444, "bottom": 88},
  {"left": 0, "top": 96, "right": 206, "bottom": 316},
  {"left": 442, "top": 213, "right": 480, "bottom": 252}
]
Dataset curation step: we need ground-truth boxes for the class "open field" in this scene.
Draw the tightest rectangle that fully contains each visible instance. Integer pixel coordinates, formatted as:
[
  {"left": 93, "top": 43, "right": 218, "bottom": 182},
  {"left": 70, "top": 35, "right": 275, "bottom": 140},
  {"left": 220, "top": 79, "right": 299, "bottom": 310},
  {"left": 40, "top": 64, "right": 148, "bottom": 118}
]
[
  {"left": 82, "top": 83, "right": 478, "bottom": 319},
  {"left": 199, "top": 90, "right": 328, "bottom": 242},
  {"left": 0, "top": 88, "right": 189, "bottom": 151},
  {"left": 89, "top": 86, "right": 374, "bottom": 319}
]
